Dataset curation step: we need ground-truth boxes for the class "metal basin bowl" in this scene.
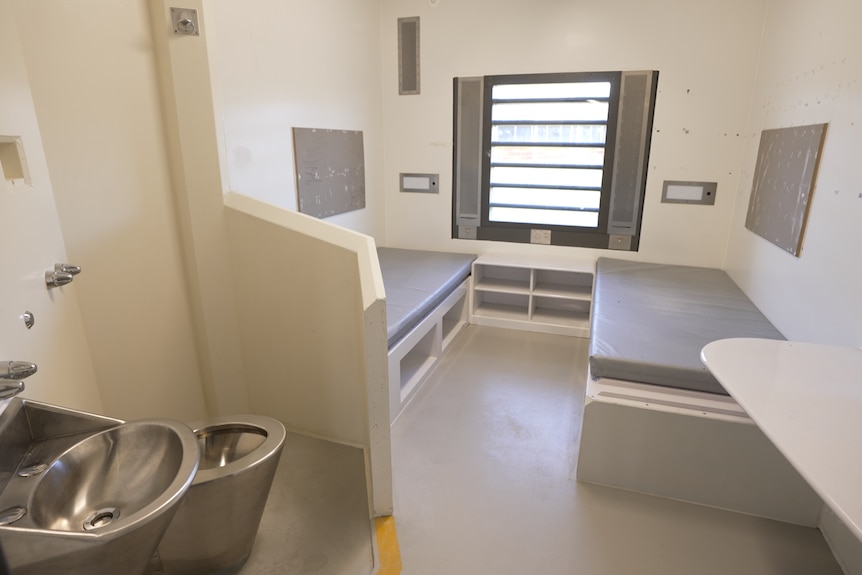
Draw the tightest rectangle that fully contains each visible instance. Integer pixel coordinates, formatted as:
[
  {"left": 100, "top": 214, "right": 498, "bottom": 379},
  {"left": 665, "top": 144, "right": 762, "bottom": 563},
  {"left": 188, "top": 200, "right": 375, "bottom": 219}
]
[
  {"left": 31, "top": 420, "right": 196, "bottom": 531},
  {"left": 0, "top": 419, "right": 200, "bottom": 575}
]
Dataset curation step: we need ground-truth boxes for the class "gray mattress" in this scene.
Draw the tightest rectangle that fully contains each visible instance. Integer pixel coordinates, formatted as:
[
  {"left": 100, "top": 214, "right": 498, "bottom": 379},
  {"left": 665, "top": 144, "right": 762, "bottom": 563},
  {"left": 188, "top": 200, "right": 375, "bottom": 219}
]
[
  {"left": 589, "top": 258, "right": 784, "bottom": 395},
  {"left": 378, "top": 248, "right": 477, "bottom": 348}
]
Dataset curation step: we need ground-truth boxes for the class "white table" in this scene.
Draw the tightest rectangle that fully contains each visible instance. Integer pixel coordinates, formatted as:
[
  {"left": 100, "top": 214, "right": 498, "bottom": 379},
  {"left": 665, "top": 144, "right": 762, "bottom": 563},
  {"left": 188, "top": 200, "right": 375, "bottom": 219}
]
[{"left": 701, "top": 338, "right": 862, "bottom": 540}]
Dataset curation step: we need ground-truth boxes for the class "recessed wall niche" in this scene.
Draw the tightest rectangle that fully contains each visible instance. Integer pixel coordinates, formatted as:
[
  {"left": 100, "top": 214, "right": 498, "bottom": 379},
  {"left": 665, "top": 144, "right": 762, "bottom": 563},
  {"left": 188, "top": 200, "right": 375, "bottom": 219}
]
[{"left": 0, "top": 136, "right": 30, "bottom": 188}]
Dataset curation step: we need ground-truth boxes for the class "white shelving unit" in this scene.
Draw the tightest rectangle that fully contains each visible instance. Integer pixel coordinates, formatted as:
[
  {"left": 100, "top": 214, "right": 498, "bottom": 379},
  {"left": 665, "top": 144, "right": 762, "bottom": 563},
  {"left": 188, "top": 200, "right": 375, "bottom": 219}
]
[{"left": 470, "top": 253, "right": 595, "bottom": 338}]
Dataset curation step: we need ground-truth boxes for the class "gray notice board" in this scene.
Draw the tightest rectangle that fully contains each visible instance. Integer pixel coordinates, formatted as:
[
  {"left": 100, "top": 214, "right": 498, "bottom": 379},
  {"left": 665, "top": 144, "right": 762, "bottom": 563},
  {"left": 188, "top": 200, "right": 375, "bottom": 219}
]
[
  {"left": 745, "top": 123, "right": 827, "bottom": 257},
  {"left": 293, "top": 128, "right": 365, "bottom": 218}
]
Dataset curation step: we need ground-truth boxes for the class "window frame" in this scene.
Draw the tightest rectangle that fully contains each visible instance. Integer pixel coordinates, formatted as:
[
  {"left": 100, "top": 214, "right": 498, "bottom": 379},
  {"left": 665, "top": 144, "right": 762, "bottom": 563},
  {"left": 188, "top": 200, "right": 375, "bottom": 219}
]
[
  {"left": 480, "top": 71, "right": 621, "bottom": 242},
  {"left": 452, "top": 70, "right": 658, "bottom": 251}
]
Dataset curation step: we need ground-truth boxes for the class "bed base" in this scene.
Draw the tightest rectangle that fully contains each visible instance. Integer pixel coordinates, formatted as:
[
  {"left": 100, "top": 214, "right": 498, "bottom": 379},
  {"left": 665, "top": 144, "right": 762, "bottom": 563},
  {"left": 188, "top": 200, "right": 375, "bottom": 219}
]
[
  {"left": 387, "top": 279, "right": 469, "bottom": 424},
  {"left": 577, "top": 373, "right": 823, "bottom": 526}
]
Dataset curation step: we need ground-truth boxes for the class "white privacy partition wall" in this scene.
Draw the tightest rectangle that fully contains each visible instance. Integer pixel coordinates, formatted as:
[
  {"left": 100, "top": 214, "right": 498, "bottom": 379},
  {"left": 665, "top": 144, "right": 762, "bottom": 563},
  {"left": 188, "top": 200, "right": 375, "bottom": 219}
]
[
  {"left": 224, "top": 192, "right": 392, "bottom": 517},
  {"left": 702, "top": 339, "right": 862, "bottom": 540}
]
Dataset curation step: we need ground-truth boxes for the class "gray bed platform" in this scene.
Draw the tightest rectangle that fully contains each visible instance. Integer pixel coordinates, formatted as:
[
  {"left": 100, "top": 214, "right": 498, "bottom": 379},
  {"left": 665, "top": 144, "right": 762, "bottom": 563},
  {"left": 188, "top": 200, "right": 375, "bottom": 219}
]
[
  {"left": 377, "top": 247, "right": 476, "bottom": 348},
  {"left": 589, "top": 258, "right": 785, "bottom": 395},
  {"left": 579, "top": 258, "right": 822, "bottom": 526}
]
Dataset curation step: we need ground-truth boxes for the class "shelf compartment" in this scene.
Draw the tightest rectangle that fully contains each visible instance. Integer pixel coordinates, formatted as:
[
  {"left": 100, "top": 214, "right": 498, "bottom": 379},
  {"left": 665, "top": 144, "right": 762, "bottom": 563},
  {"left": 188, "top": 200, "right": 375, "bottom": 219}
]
[
  {"left": 473, "top": 265, "right": 531, "bottom": 294},
  {"left": 534, "top": 269, "right": 593, "bottom": 300},
  {"left": 531, "top": 296, "right": 591, "bottom": 327},
  {"left": 441, "top": 291, "right": 468, "bottom": 350},
  {"left": 399, "top": 326, "right": 438, "bottom": 397},
  {"left": 533, "top": 283, "right": 592, "bottom": 300},
  {"left": 473, "top": 291, "right": 529, "bottom": 321}
]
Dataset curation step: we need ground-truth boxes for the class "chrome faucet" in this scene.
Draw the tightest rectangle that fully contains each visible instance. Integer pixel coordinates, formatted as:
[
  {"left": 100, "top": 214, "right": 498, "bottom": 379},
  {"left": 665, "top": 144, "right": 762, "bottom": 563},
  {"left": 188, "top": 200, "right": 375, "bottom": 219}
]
[{"left": 0, "top": 361, "right": 37, "bottom": 399}]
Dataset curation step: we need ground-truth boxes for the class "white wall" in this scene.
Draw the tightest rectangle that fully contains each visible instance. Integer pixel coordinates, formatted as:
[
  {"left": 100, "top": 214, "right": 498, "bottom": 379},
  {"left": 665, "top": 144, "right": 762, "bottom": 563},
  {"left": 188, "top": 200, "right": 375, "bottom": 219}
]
[
  {"left": 5, "top": 0, "right": 857, "bottom": 405},
  {"left": 148, "top": 0, "right": 250, "bottom": 418},
  {"left": 1, "top": 0, "right": 781, "bottom": 423},
  {"left": 208, "top": 0, "right": 386, "bottom": 241},
  {"left": 724, "top": 6, "right": 862, "bottom": 566},
  {"left": 725, "top": 0, "right": 862, "bottom": 348},
  {"left": 379, "top": 0, "right": 768, "bottom": 268},
  {"left": 12, "top": 0, "right": 208, "bottom": 421},
  {"left": 0, "top": 2, "right": 102, "bottom": 413},
  {"left": 2, "top": 0, "right": 390, "bottom": 422}
]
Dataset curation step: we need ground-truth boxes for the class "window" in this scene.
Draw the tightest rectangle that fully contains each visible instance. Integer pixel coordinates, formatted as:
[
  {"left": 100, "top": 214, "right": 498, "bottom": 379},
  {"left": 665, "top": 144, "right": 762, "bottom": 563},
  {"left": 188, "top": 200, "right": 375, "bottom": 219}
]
[{"left": 453, "top": 71, "right": 658, "bottom": 250}]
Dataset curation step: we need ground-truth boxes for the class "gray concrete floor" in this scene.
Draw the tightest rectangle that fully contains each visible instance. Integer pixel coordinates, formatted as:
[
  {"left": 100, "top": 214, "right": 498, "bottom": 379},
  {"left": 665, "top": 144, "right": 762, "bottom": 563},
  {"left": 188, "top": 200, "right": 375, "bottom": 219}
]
[
  {"left": 391, "top": 325, "right": 844, "bottom": 574},
  {"left": 239, "top": 432, "right": 373, "bottom": 575},
  {"left": 233, "top": 325, "right": 844, "bottom": 574}
]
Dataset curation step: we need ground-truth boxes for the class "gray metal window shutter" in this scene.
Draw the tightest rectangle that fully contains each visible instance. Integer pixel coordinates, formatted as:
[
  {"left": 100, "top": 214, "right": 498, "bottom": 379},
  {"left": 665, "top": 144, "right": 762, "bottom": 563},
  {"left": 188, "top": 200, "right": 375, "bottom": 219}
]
[
  {"left": 607, "top": 71, "right": 655, "bottom": 237},
  {"left": 453, "top": 77, "right": 484, "bottom": 229}
]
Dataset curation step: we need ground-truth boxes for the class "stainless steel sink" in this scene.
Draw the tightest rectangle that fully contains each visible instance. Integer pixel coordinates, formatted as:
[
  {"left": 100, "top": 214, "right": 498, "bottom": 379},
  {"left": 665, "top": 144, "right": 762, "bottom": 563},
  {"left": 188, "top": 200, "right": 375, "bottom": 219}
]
[{"left": 0, "top": 398, "right": 200, "bottom": 574}]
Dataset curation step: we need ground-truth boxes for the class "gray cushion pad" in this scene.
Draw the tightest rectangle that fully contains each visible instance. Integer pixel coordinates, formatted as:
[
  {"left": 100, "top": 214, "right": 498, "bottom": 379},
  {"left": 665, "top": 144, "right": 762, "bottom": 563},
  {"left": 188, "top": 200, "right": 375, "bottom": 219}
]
[
  {"left": 378, "top": 248, "right": 476, "bottom": 347},
  {"left": 589, "top": 258, "right": 784, "bottom": 395}
]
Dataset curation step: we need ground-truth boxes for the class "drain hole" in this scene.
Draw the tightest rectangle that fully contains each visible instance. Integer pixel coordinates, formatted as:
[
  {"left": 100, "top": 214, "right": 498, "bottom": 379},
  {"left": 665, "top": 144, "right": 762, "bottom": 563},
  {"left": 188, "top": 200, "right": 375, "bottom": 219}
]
[
  {"left": 0, "top": 506, "right": 26, "bottom": 526},
  {"left": 83, "top": 507, "right": 120, "bottom": 531},
  {"left": 18, "top": 463, "right": 48, "bottom": 477}
]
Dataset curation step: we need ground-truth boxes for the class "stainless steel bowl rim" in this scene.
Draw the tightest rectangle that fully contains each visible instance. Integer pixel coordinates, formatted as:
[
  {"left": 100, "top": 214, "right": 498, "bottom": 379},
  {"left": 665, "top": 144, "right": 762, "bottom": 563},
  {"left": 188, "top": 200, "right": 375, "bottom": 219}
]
[{"left": 186, "top": 414, "right": 286, "bottom": 484}]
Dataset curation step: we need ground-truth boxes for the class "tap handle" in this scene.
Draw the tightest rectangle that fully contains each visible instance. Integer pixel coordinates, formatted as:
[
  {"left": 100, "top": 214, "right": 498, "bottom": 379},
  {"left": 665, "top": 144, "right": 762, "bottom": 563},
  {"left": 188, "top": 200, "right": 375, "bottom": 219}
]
[
  {"left": 3, "top": 361, "right": 37, "bottom": 380},
  {"left": 46, "top": 270, "right": 74, "bottom": 288},
  {"left": 0, "top": 382, "right": 24, "bottom": 400},
  {"left": 47, "top": 263, "right": 81, "bottom": 288},
  {"left": 55, "top": 263, "right": 81, "bottom": 276}
]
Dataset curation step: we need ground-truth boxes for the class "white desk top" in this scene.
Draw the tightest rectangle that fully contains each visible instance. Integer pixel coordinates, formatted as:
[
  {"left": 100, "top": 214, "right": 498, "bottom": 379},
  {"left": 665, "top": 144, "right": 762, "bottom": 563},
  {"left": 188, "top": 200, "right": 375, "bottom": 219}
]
[{"left": 701, "top": 338, "right": 862, "bottom": 540}]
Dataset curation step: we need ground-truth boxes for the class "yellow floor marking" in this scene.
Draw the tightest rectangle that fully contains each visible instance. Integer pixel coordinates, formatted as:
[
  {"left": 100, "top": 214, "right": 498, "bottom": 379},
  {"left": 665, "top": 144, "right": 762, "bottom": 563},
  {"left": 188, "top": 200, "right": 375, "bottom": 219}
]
[{"left": 374, "top": 516, "right": 403, "bottom": 575}]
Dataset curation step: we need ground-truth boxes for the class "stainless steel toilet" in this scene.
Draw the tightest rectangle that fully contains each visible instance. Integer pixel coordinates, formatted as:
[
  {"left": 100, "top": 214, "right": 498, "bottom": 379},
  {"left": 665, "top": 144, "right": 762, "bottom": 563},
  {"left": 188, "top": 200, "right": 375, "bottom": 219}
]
[{"left": 156, "top": 414, "right": 286, "bottom": 575}]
